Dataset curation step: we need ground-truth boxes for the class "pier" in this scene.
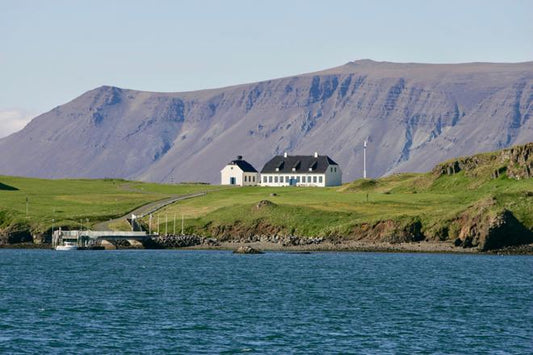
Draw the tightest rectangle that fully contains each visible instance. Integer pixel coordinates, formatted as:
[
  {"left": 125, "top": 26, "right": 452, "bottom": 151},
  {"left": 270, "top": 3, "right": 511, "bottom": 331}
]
[{"left": 52, "top": 229, "right": 152, "bottom": 249}]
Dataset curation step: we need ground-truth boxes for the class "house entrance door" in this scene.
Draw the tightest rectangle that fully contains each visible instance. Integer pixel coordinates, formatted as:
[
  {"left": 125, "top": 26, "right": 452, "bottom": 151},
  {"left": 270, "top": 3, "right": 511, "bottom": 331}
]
[{"left": 230, "top": 177, "right": 236, "bottom": 185}]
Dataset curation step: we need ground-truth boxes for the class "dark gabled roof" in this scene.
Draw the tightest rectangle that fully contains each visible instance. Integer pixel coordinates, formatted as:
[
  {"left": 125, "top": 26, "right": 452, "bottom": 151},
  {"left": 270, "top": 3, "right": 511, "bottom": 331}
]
[
  {"left": 261, "top": 155, "right": 338, "bottom": 174},
  {"left": 227, "top": 157, "right": 258, "bottom": 172}
]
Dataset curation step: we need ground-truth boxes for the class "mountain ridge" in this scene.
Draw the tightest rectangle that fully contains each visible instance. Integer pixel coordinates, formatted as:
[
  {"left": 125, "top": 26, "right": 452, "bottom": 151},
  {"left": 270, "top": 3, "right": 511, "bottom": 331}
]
[{"left": 1, "top": 60, "right": 532, "bottom": 183}]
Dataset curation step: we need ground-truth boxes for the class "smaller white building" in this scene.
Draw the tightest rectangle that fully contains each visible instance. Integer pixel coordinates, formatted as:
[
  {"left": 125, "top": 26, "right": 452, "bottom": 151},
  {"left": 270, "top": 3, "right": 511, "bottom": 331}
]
[
  {"left": 260, "top": 152, "right": 342, "bottom": 187},
  {"left": 220, "top": 155, "right": 259, "bottom": 186}
]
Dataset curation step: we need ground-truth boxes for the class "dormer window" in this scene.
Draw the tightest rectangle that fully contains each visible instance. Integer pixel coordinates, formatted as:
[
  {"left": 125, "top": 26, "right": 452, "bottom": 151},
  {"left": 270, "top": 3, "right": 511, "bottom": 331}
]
[{"left": 292, "top": 160, "right": 301, "bottom": 172}]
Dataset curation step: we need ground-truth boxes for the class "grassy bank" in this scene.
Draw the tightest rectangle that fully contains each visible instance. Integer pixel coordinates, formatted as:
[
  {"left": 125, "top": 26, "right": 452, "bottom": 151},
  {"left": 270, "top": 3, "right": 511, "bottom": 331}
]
[
  {"left": 3, "top": 143, "right": 533, "bottom": 251},
  {"left": 146, "top": 144, "right": 533, "bottom": 250},
  {"left": 148, "top": 173, "right": 532, "bottom": 235},
  {"left": 0, "top": 176, "right": 217, "bottom": 236}
]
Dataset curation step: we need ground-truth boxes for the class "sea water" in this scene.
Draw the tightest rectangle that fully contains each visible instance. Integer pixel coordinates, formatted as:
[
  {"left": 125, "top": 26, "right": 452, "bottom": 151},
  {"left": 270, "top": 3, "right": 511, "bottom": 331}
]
[{"left": 0, "top": 250, "right": 531, "bottom": 354}]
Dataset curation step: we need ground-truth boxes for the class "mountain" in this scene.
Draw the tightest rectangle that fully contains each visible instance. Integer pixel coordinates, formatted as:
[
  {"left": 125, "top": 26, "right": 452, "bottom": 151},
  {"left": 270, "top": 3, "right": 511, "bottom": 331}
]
[{"left": 1, "top": 60, "right": 532, "bottom": 183}]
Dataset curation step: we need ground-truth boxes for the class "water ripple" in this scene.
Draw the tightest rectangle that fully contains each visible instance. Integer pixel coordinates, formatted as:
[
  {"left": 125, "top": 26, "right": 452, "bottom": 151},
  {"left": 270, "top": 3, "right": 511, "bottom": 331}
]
[{"left": 0, "top": 250, "right": 531, "bottom": 353}]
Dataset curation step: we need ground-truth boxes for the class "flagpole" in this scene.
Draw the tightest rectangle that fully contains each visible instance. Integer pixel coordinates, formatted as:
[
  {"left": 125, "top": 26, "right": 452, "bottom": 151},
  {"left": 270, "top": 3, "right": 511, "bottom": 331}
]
[{"left": 363, "top": 140, "right": 367, "bottom": 179}]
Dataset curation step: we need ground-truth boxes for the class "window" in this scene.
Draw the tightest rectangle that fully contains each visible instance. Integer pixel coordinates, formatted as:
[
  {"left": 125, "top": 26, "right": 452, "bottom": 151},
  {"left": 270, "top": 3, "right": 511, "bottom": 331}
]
[
  {"left": 296, "top": 176, "right": 300, "bottom": 182},
  {"left": 307, "top": 176, "right": 311, "bottom": 183},
  {"left": 313, "top": 176, "right": 317, "bottom": 183},
  {"left": 285, "top": 176, "right": 289, "bottom": 183},
  {"left": 274, "top": 176, "right": 278, "bottom": 183},
  {"left": 253, "top": 176, "right": 255, "bottom": 182},
  {"left": 334, "top": 167, "right": 337, "bottom": 172},
  {"left": 319, "top": 176, "right": 323, "bottom": 183},
  {"left": 244, "top": 176, "right": 247, "bottom": 182},
  {"left": 330, "top": 167, "right": 333, "bottom": 172},
  {"left": 263, "top": 176, "right": 267, "bottom": 183},
  {"left": 269, "top": 176, "right": 273, "bottom": 183}
]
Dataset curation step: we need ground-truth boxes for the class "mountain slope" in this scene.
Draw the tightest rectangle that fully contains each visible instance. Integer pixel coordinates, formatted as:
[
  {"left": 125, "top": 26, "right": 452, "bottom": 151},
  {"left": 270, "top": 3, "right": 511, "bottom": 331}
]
[{"left": 1, "top": 60, "right": 532, "bottom": 183}]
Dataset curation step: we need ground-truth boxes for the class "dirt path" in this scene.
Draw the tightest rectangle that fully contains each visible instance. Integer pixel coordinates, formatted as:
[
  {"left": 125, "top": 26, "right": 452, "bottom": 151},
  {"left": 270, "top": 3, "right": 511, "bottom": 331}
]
[{"left": 93, "top": 192, "right": 206, "bottom": 231}]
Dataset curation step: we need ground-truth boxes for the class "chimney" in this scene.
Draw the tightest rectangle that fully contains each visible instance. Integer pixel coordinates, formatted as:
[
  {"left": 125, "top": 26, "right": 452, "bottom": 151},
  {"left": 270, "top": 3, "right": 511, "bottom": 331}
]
[
  {"left": 283, "top": 152, "right": 288, "bottom": 158},
  {"left": 237, "top": 155, "right": 243, "bottom": 160},
  {"left": 314, "top": 152, "right": 318, "bottom": 158}
]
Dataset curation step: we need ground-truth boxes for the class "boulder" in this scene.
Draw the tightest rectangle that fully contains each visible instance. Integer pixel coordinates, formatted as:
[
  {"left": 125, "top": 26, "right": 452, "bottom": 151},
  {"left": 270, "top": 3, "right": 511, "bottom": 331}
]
[
  {"left": 255, "top": 200, "right": 276, "bottom": 209},
  {"left": 233, "top": 246, "right": 264, "bottom": 254}
]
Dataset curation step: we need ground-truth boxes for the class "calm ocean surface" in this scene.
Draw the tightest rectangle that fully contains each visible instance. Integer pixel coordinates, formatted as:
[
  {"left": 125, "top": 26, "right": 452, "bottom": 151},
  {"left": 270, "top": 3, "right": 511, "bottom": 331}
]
[{"left": 0, "top": 250, "right": 531, "bottom": 354}]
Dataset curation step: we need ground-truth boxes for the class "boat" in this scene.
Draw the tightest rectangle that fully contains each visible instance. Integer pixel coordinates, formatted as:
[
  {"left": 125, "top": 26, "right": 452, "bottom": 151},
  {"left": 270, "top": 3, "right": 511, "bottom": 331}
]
[{"left": 55, "top": 239, "right": 78, "bottom": 251}]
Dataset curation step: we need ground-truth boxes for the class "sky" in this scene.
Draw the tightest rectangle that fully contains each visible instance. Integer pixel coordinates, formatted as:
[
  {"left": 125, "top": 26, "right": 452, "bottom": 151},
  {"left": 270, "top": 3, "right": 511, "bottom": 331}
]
[{"left": 1, "top": 0, "right": 532, "bottom": 138}]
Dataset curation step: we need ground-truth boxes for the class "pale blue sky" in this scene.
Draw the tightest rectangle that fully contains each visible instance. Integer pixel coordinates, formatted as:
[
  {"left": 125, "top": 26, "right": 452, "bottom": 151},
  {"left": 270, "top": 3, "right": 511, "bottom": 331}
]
[{"left": 1, "top": 0, "right": 532, "bottom": 137}]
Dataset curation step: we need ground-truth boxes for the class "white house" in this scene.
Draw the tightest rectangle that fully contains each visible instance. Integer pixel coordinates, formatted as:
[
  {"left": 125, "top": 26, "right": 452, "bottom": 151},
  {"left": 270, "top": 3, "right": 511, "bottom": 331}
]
[
  {"left": 259, "top": 152, "right": 342, "bottom": 187},
  {"left": 220, "top": 155, "right": 259, "bottom": 186}
]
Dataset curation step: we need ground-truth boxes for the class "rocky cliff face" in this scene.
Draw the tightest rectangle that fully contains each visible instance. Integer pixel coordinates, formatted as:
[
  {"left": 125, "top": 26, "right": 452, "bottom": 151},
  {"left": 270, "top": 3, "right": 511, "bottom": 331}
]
[
  {"left": 447, "top": 198, "right": 533, "bottom": 251},
  {"left": 433, "top": 142, "right": 533, "bottom": 179},
  {"left": 1, "top": 60, "right": 532, "bottom": 183}
]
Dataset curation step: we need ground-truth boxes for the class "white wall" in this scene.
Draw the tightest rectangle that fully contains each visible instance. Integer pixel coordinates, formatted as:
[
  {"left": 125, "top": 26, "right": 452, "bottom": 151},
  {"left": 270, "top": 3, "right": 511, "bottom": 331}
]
[
  {"left": 222, "top": 164, "right": 341, "bottom": 187},
  {"left": 259, "top": 165, "right": 341, "bottom": 187},
  {"left": 221, "top": 165, "right": 243, "bottom": 185},
  {"left": 259, "top": 173, "right": 326, "bottom": 187},
  {"left": 220, "top": 165, "right": 258, "bottom": 186}
]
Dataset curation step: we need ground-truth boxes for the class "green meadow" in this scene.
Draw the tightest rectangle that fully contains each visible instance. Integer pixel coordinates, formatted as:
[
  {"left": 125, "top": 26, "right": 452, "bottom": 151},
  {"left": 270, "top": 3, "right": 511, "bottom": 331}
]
[
  {"left": 147, "top": 170, "right": 533, "bottom": 238},
  {"left": 0, "top": 176, "right": 217, "bottom": 234},
  {"left": 2, "top": 143, "right": 533, "bottom": 243}
]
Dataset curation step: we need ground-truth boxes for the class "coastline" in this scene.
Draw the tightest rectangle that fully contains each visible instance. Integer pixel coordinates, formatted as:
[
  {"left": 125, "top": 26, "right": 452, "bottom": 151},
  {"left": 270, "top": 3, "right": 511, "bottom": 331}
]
[
  {"left": 185, "top": 240, "right": 533, "bottom": 255},
  {"left": 3, "top": 239, "right": 533, "bottom": 255}
]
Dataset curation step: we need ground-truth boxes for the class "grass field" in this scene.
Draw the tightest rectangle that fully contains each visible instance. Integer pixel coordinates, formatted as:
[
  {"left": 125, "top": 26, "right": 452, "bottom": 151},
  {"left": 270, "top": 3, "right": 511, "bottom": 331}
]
[
  {"left": 146, "top": 170, "right": 533, "bottom": 238},
  {"left": 2, "top": 143, "right": 533, "bottom": 243},
  {"left": 0, "top": 176, "right": 217, "bottom": 233}
]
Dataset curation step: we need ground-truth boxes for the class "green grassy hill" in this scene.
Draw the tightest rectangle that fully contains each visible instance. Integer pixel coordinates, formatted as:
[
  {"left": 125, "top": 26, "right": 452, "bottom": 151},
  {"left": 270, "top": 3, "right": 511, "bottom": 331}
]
[
  {"left": 147, "top": 143, "right": 533, "bottom": 250},
  {"left": 2, "top": 143, "right": 533, "bottom": 250},
  {"left": 0, "top": 176, "right": 216, "bottom": 243}
]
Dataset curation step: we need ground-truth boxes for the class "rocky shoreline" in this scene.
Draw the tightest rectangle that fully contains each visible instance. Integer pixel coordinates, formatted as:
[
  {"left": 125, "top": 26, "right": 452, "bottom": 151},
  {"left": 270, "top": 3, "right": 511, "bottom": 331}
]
[
  {"left": 3, "top": 234, "right": 532, "bottom": 255},
  {"left": 189, "top": 240, "right": 533, "bottom": 255},
  {"left": 156, "top": 234, "right": 533, "bottom": 254}
]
